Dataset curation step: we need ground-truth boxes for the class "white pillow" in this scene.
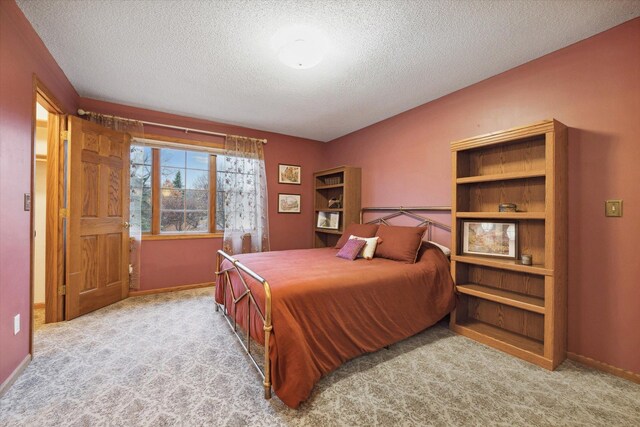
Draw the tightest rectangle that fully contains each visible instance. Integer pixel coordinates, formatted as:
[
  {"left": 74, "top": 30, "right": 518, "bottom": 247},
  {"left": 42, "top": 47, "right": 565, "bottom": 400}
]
[
  {"left": 427, "top": 241, "right": 451, "bottom": 256},
  {"left": 349, "top": 235, "right": 380, "bottom": 260}
]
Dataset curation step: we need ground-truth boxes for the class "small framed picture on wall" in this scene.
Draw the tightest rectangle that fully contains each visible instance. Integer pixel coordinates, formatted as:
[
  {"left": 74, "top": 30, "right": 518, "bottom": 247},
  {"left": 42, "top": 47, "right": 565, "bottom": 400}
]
[
  {"left": 278, "top": 164, "right": 301, "bottom": 185},
  {"left": 278, "top": 193, "right": 301, "bottom": 213}
]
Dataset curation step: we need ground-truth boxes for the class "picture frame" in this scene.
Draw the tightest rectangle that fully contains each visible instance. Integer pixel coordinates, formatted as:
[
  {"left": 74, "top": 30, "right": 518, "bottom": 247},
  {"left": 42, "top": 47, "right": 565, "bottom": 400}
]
[
  {"left": 278, "top": 164, "right": 301, "bottom": 185},
  {"left": 461, "top": 221, "right": 518, "bottom": 259},
  {"left": 317, "top": 211, "right": 340, "bottom": 230},
  {"left": 278, "top": 193, "right": 301, "bottom": 213}
]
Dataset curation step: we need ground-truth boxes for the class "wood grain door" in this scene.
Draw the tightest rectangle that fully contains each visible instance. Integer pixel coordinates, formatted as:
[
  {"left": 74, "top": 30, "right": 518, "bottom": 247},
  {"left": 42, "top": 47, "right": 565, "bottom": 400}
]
[{"left": 65, "top": 116, "right": 131, "bottom": 320}]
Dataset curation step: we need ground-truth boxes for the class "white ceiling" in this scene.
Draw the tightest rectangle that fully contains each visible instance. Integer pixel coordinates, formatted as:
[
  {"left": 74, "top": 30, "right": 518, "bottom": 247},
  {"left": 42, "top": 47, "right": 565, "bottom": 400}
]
[{"left": 17, "top": 0, "right": 639, "bottom": 142}]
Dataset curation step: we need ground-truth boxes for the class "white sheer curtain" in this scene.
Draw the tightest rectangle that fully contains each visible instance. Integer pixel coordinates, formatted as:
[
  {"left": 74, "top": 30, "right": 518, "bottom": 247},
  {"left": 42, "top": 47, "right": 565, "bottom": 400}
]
[
  {"left": 221, "top": 135, "right": 270, "bottom": 254},
  {"left": 85, "top": 113, "right": 144, "bottom": 289},
  {"left": 128, "top": 143, "right": 147, "bottom": 290}
]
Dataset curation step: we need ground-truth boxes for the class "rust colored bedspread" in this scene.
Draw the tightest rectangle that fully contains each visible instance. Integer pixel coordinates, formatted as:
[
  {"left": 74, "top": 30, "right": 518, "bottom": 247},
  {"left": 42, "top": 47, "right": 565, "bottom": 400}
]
[{"left": 215, "top": 242, "right": 455, "bottom": 408}]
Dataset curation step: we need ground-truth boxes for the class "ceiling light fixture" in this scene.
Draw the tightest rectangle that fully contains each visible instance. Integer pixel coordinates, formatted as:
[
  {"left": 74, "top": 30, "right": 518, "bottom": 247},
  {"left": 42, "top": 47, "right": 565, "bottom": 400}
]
[{"left": 271, "top": 25, "right": 327, "bottom": 70}]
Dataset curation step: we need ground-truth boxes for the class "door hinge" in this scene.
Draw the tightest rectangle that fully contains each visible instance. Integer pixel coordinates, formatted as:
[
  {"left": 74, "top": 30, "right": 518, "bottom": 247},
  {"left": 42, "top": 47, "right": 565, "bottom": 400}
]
[
  {"left": 60, "top": 130, "right": 69, "bottom": 140},
  {"left": 58, "top": 285, "right": 66, "bottom": 296},
  {"left": 59, "top": 208, "right": 68, "bottom": 218}
]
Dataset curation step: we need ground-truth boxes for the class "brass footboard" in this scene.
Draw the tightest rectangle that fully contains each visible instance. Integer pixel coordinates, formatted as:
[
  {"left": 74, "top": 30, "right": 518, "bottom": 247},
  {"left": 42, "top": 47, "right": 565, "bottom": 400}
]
[
  {"left": 215, "top": 250, "right": 272, "bottom": 399},
  {"left": 214, "top": 207, "right": 450, "bottom": 402}
]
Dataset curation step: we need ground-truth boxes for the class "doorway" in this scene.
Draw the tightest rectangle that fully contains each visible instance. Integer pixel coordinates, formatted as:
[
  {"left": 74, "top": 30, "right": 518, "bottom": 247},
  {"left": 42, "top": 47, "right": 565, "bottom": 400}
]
[
  {"left": 30, "top": 81, "right": 132, "bottom": 357},
  {"left": 30, "top": 79, "right": 65, "bottom": 357},
  {"left": 33, "top": 101, "right": 48, "bottom": 330}
]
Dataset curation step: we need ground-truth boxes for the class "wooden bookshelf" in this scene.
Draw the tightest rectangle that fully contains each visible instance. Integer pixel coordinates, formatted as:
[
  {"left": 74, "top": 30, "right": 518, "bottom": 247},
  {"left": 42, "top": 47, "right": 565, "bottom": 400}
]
[
  {"left": 313, "top": 166, "right": 361, "bottom": 248},
  {"left": 456, "top": 170, "right": 546, "bottom": 184},
  {"left": 456, "top": 212, "right": 546, "bottom": 220},
  {"left": 315, "top": 208, "right": 344, "bottom": 212},
  {"left": 449, "top": 119, "right": 568, "bottom": 370},
  {"left": 453, "top": 320, "right": 547, "bottom": 366},
  {"left": 451, "top": 255, "right": 552, "bottom": 276},
  {"left": 315, "top": 183, "right": 345, "bottom": 190},
  {"left": 314, "top": 228, "right": 343, "bottom": 235},
  {"left": 456, "top": 284, "right": 545, "bottom": 314}
]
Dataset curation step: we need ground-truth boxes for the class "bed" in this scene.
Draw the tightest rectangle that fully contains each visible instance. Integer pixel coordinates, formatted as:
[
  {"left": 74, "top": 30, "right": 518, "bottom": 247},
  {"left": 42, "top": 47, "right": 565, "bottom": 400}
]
[{"left": 214, "top": 207, "right": 456, "bottom": 408}]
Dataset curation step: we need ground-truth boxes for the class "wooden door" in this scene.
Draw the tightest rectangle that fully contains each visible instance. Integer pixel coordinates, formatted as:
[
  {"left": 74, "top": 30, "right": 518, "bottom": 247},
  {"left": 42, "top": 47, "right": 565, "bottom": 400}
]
[{"left": 65, "top": 116, "right": 131, "bottom": 320}]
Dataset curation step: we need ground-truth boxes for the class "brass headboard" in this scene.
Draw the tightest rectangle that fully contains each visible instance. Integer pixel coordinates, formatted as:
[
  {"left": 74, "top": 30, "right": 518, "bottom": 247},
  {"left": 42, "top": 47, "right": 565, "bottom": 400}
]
[{"left": 360, "top": 206, "right": 451, "bottom": 241}]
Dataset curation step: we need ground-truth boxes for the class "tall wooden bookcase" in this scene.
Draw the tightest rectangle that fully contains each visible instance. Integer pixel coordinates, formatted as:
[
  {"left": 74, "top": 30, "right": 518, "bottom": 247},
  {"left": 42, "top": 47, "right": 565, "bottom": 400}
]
[
  {"left": 313, "top": 166, "right": 361, "bottom": 248},
  {"left": 449, "top": 120, "right": 568, "bottom": 370}
]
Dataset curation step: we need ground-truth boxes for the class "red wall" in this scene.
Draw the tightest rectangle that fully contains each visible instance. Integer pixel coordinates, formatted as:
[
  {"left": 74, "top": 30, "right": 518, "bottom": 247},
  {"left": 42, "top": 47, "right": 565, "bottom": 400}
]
[
  {"left": 78, "top": 99, "right": 326, "bottom": 291},
  {"left": 325, "top": 19, "right": 640, "bottom": 374},
  {"left": 0, "top": 1, "right": 79, "bottom": 385},
  {"left": 2, "top": 0, "right": 638, "bottom": 390}
]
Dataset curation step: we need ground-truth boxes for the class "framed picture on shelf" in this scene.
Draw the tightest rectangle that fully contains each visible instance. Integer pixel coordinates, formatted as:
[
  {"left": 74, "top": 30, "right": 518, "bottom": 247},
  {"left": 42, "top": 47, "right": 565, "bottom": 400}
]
[
  {"left": 278, "top": 164, "right": 301, "bottom": 184},
  {"left": 278, "top": 193, "right": 301, "bottom": 213},
  {"left": 317, "top": 211, "right": 340, "bottom": 230},
  {"left": 461, "top": 221, "right": 518, "bottom": 259}
]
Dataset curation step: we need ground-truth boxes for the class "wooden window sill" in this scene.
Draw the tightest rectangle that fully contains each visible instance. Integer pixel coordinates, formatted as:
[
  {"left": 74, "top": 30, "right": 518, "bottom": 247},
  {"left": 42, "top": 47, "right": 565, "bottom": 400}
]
[{"left": 142, "top": 233, "right": 223, "bottom": 241}]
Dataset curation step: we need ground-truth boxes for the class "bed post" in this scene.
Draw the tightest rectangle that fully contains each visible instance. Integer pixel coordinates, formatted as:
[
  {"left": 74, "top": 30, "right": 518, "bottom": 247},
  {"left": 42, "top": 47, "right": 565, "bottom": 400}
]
[
  {"left": 215, "top": 251, "right": 221, "bottom": 312},
  {"left": 216, "top": 250, "right": 273, "bottom": 399},
  {"left": 263, "top": 280, "right": 273, "bottom": 399}
]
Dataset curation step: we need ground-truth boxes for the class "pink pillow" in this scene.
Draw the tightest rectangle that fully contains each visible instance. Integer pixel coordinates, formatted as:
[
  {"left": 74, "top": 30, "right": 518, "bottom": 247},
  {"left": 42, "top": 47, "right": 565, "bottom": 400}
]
[
  {"left": 335, "top": 223, "right": 379, "bottom": 248},
  {"left": 336, "top": 238, "right": 367, "bottom": 260}
]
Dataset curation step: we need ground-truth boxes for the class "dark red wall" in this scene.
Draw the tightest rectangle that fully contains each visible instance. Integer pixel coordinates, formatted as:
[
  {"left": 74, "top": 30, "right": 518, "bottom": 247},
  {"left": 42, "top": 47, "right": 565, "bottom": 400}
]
[
  {"left": 0, "top": 1, "right": 79, "bottom": 385},
  {"left": 78, "top": 98, "right": 326, "bottom": 291},
  {"left": 325, "top": 19, "right": 640, "bottom": 374}
]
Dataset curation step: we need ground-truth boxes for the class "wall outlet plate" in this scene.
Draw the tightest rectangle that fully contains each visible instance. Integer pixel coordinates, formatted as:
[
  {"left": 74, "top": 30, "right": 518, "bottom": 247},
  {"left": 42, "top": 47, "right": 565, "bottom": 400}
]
[{"left": 605, "top": 200, "right": 623, "bottom": 217}]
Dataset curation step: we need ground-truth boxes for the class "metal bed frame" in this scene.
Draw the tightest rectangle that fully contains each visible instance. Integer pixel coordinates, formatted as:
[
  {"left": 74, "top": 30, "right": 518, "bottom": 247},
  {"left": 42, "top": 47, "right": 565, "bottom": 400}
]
[{"left": 214, "top": 206, "right": 451, "bottom": 400}]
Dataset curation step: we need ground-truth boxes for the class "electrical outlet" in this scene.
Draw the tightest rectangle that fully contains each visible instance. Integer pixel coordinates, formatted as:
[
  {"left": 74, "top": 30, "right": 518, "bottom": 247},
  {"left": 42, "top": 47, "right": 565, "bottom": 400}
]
[
  {"left": 14, "top": 314, "right": 20, "bottom": 335},
  {"left": 605, "top": 200, "right": 623, "bottom": 217}
]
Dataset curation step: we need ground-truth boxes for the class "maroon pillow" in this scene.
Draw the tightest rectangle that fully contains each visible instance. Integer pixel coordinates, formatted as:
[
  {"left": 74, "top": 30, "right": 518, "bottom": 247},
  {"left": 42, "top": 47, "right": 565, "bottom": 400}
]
[
  {"left": 374, "top": 225, "right": 427, "bottom": 263},
  {"left": 336, "top": 238, "right": 367, "bottom": 260},
  {"left": 335, "top": 223, "right": 379, "bottom": 249}
]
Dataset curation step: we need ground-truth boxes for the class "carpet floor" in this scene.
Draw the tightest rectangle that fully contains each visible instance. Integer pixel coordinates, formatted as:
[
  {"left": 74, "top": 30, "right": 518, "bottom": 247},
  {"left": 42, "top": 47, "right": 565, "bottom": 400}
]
[{"left": 1, "top": 288, "right": 638, "bottom": 426}]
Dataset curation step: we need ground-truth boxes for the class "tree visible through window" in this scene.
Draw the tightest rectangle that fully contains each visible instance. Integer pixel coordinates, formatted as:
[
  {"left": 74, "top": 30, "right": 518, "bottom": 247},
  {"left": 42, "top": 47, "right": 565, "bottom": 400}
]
[
  {"left": 160, "top": 148, "right": 209, "bottom": 232},
  {"left": 130, "top": 144, "right": 224, "bottom": 235}
]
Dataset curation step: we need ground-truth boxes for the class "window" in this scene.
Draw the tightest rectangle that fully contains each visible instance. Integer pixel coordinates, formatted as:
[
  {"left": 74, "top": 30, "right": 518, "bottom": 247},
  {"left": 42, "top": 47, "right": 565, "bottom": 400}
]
[
  {"left": 215, "top": 154, "right": 261, "bottom": 231},
  {"left": 215, "top": 155, "right": 227, "bottom": 231},
  {"left": 131, "top": 143, "right": 225, "bottom": 236},
  {"left": 160, "top": 148, "right": 209, "bottom": 232}
]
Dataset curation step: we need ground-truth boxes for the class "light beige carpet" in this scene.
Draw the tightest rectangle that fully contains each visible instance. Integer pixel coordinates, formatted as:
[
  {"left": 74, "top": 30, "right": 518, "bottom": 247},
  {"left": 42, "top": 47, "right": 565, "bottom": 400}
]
[{"left": 1, "top": 288, "right": 638, "bottom": 426}]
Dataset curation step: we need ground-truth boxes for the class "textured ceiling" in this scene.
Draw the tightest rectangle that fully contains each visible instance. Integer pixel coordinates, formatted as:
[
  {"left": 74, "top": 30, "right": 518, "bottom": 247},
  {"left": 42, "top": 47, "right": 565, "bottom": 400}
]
[{"left": 17, "top": 0, "right": 639, "bottom": 142}]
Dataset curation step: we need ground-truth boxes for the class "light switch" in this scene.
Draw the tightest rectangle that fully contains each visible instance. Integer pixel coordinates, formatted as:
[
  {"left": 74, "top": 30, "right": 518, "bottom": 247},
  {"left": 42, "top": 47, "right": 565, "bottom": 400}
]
[{"left": 605, "top": 200, "right": 623, "bottom": 217}]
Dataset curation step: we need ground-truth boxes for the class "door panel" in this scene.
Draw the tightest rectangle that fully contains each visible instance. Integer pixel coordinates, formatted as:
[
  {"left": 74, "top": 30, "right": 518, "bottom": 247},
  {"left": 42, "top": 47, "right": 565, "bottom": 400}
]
[
  {"left": 80, "top": 236, "right": 98, "bottom": 291},
  {"left": 81, "top": 163, "right": 98, "bottom": 216},
  {"left": 106, "top": 233, "right": 122, "bottom": 284},
  {"left": 66, "top": 116, "right": 130, "bottom": 320},
  {"left": 108, "top": 168, "right": 122, "bottom": 216}
]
